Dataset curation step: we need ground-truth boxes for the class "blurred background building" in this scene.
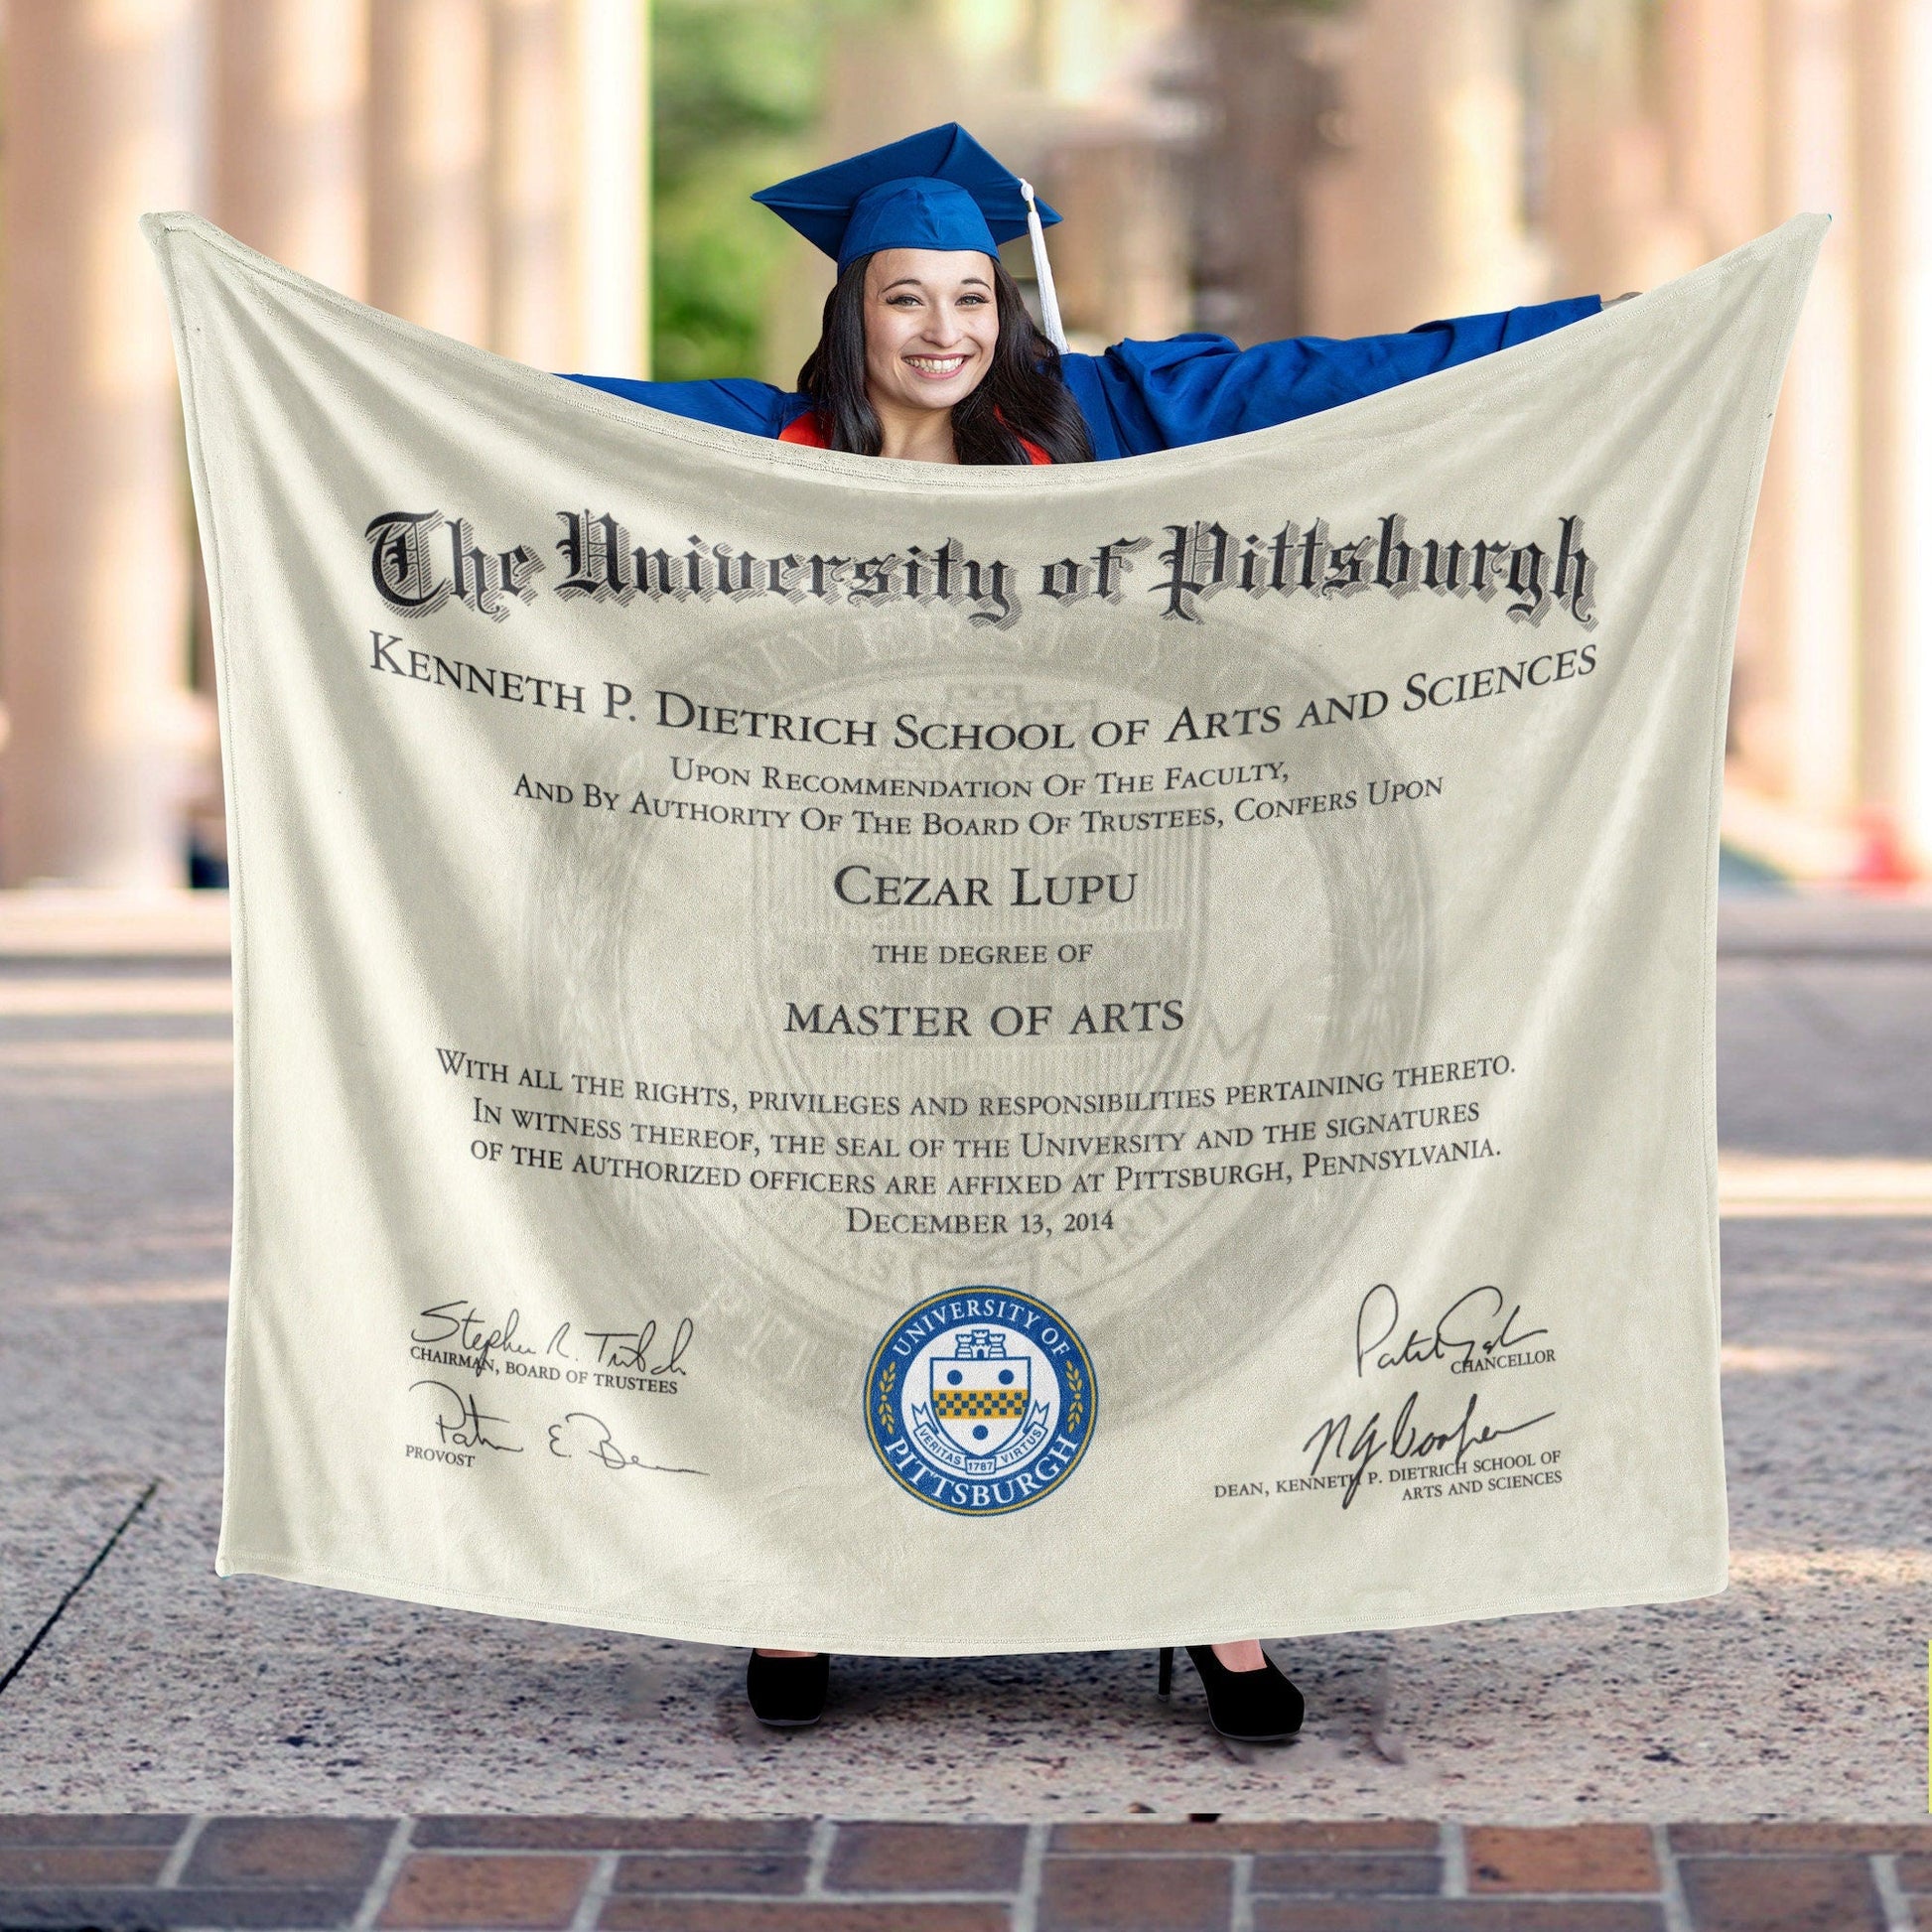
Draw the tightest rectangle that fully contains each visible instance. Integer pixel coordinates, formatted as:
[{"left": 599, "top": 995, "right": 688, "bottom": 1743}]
[{"left": 0, "top": 0, "right": 1925, "bottom": 891}]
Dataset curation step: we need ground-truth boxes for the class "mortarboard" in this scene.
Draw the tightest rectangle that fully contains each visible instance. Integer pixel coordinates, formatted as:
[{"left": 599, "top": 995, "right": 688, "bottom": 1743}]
[{"left": 752, "top": 123, "right": 1068, "bottom": 350}]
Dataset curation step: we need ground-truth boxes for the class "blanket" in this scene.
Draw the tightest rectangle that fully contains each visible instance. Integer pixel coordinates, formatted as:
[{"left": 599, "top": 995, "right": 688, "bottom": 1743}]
[{"left": 144, "top": 208, "right": 1822, "bottom": 1652}]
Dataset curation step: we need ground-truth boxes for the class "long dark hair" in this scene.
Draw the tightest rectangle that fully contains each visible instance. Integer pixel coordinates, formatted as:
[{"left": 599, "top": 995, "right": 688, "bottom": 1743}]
[{"left": 796, "top": 252, "right": 1094, "bottom": 465}]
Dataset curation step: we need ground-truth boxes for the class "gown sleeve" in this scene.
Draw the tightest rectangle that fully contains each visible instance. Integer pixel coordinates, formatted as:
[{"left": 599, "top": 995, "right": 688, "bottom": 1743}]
[
  {"left": 550, "top": 371, "right": 803, "bottom": 439},
  {"left": 1056, "top": 296, "right": 1602, "bottom": 461}
]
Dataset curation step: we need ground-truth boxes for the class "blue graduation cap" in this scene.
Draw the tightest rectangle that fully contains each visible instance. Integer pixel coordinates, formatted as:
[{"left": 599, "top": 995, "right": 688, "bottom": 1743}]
[{"left": 753, "top": 123, "right": 1068, "bottom": 349}]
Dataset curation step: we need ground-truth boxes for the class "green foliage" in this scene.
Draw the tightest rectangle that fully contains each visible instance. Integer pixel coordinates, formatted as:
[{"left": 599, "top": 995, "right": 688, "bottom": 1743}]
[{"left": 650, "top": 0, "right": 836, "bottom": 380}]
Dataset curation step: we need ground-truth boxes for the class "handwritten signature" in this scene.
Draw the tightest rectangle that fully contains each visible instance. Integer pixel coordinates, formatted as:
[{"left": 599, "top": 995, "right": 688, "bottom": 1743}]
[
  {"left": 547, "top": 1411, "right": 708, "bottom": 1475},
  {"left": 410, "top": 1300, "right": 545, "bottom": 1373},
  {"left": 410, "top": 1379, "right": 523, "bottom": 1451},
  {"left": 413, "top": 1301, "right": 695, "bottom": 1377},
  {"left": 579, "top": 1315, "right": 695, "bottom": 1377},
  {"left": 1302, "top": 1388, "right": 1555, "bottom": 1510},
  {"left": 1354, "top": 1282, "right": 1549, "bottom": 1378}
]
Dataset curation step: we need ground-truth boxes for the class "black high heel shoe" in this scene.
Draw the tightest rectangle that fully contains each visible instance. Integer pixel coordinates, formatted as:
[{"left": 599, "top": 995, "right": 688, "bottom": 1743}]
[
  {"left": 745, "top": 1650, "right": 829, "bottom": 1726},
  {"left": 1159, "top": 1644, "right": 1304, "bottom": 1742}
]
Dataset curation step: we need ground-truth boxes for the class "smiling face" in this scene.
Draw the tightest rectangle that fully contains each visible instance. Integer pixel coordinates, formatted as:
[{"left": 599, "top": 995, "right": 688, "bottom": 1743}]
[{"left": 861, "top": 247, "right": 1000, "bottom": 416}]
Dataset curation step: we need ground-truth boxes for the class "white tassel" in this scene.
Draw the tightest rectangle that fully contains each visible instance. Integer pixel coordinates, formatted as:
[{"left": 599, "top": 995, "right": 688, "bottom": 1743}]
[{"left": 1018, "top": 177, "right": 1068, "bottom": 352}]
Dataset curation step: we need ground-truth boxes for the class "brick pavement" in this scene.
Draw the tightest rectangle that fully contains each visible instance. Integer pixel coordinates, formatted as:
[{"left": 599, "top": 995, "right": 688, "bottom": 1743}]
[{"left": 0, "top": 1817, "right": 1926, "bottom": 1930}]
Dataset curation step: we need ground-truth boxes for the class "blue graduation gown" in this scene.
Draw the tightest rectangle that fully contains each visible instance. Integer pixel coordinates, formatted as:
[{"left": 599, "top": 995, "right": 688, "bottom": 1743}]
[{"left": 554, "top": 296, "right": 1601, "bottom": 460}]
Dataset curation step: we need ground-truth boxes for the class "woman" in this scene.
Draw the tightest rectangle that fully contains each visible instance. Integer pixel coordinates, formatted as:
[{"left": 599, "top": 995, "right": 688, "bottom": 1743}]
[
  {"left": 562, "top": 123, "right": 1603, "bottom": 466},
  {"left": 556, "top": 123, "right": 1608, "bottom": 1741}
]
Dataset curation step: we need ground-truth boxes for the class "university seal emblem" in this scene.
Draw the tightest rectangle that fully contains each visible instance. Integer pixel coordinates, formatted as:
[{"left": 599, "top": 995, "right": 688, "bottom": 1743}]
[{"left": 865, "top": 1288, "right": 1096, "bottom": 1515}]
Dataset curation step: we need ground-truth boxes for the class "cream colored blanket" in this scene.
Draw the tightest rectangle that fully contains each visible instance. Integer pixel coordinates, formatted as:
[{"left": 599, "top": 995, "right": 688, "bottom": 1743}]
[{"left": 145, "top": 209, "right": 1821, "bottom": 1652}]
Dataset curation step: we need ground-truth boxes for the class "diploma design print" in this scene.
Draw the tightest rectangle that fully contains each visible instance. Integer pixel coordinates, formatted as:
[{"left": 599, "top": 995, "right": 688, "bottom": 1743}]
[
  {"left": 144, "top": 207, "right": 1824, "bottom": 1650},
  {"left": 867, "top": 1288, "right": 1095, "bottom": 1513}
]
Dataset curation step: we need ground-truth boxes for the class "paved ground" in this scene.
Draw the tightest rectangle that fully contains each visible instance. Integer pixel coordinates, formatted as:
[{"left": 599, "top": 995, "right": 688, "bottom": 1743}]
[
  {"left": 0, "top": 1815, "right": 1928, "bottom": 1930},
  {"left": 0, "top": 891, "right": 1926, "bottom": 1822}
]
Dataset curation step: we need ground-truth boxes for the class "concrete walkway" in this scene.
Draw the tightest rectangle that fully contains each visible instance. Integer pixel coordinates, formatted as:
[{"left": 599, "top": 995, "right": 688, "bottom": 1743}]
[{"left": 0, "top": 892, "right": 1926, "bottom": 1819}]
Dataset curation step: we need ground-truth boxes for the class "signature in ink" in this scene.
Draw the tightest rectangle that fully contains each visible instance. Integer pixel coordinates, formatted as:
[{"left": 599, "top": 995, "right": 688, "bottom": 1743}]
[
  {"left": 410, "top": 1300, "right": 538, "bottom": 1373},
  {"left": 546, "top": 1411, "right": 708, "bottom": 1476},
  {"left": 579, "top": 1315, "right": 695, "bottom": 1377},
  {"left": 1354, "top": 1282, "right": 1550, "bottom": 1378},
  {"left": 410, "top": 1379, "right": 523, "bottom": 1451},
  {"left": 1301, "top": 1389, "right": 1555, "bottom": 1510}
]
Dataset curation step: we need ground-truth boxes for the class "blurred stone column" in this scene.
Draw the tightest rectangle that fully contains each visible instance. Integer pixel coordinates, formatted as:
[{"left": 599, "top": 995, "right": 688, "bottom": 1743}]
[
  {"left": 367, "top": 0, "right": 492, "bottom": 340},
  {"left": 1854, "top": 0, "right": 1932, "bottom": 866},
  {"left": 1660, "top": 0, "right": 1769, "bottom": 255},
  {"left": 0, "top": 0, "right": 204, "bottom": 887},
  {"left": 1043, "top": 135, "right": 1191, "bottom": 345},
  {"left": 1194, "top": 3, "right": 1329, "bottom": 343},
  {"left": 1534, "top": 0, "right": 1703, "bottom": 302},
  {"left": 211, "top": 0, "right": 369, "bottom": 292},
  {"left": 1303, "top": 0, "right": 1538, "bottom": 335},
  {"left": 1753, "top": 0, "right": 1860, "bottom": 826},
  {"left": 488, "top": 0, "right": 574, "bottom": 364},
  {"left": 1657, "top": 0, "right": 1779, "bottom": 807},
  {"left": 200, "top": 0, "right": 368, "bottom": 881},
  {"left": 567, "top": 0, "right": 650, "bottom": 375},
  {"left": 1031, "top": 0, "right": 1195, "bottom": 345}
]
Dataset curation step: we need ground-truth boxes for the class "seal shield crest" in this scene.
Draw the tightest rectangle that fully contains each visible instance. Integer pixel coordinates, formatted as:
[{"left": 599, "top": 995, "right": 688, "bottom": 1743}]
[
  {"left": 929, "top": 1327, "right": 1031, "bottom": 1455},
  {"left": 866, "top": 1287, "right": 1095, "bottom": 1515}
]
